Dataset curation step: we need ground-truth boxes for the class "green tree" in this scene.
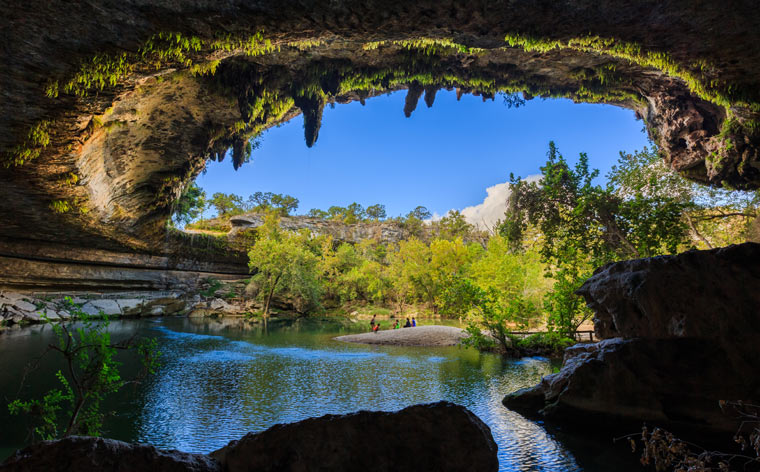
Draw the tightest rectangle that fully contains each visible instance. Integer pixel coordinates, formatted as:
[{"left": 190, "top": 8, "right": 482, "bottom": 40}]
[
  {"left": 317, "top": 238, "right": 362, "bottom": 303},
  {"left": 608, "top": 147, "right": 759, "bottom": 248},
  {"left": 246, "top": 191, "right": 299, "bottom": 216},
  {"left": 172, "top": 183, "right": 206, "bottom": 226},
  {"left": 327, "top": 205, "right": 348, "bottom": 221},
  {"left": 432, "top": 210, "right": 474, "bottom": 240},
  {"left": 468, "top": 235, "right": 547, "bottom": 327},
  {"left": 209, "top": 192, "right": 244, "bottom": 217},
  {"left": 247, "top": 215, "right": 321, "bottom": 315},
  {"left": 459, "top": 288, "right": 540, "bottom": 355},
  {"left": 365, "top": 204, "right": 387, "bottom": 221},
  {"left": 345, "top": 202, "right": 367, "bottom": 223},
  {"left": 502, "top": 142, "right": 690, "bottom": 334},
  {"left": 407, "top": 205, "right": 432, "bottom": 220},
  {"left": 389, "top": 237, "right": 474, "bottom": 314},
  {"left": 9, "top": 299, "right": 159, "bottom": 441},
  {"left": 307, "top": 208, "right": 329, "bottom": 219},
  {"left": 400, "top": 206, "right": 432, "bottom": 239}
]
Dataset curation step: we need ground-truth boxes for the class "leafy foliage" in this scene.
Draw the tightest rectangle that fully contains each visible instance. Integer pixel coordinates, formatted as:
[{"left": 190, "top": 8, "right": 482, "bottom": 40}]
[
  {"left": 4, "top": 120, "right": 51, "bottom": 168},
  {"left": 609, "top": 147, "right": 759, "bottom": 248},
  {"left": 501, "top": 142, "right": 690, "bottom": 334},
  {"left": 209, "top": 192, "right": 244, "bottom": 217},
  {"left": 172, "top": 183, "right": 207, "bottom": 226},
  {"left": 8, "top": 299, "right": 159, "bottom": 442},
  {"left": 247, "top": 214, "right": 321, "bottom": 315},
  {"left": 245, "top": 191, "right": 299, "bottom": 216}
]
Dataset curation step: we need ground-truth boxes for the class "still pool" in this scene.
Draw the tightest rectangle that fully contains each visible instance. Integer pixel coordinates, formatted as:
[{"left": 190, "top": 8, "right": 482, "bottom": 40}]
[{"left": 0, "top": 317, "right": 639, "bottom": 471}]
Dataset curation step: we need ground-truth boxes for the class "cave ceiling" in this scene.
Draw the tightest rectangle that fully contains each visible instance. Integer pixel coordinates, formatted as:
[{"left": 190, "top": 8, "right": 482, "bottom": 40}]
[{"left": 1, "top": 0, "right": 759, "bottom": 254}]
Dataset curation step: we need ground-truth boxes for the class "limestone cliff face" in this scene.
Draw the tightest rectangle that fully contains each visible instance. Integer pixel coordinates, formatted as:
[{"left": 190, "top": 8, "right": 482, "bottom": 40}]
[
  {"left": 503, "top": 243, "right": 760, "bottom": 434},
  {"left": 1, "top": 0, "right": 759, "bottom": 289},
  {"left": 230, "top": 213, "right": 407, "bottom": 245}
]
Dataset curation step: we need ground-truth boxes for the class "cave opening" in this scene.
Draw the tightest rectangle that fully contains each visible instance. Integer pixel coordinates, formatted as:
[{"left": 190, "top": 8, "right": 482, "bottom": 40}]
[
  {"left": 190, "top": 88, "right": 651, "bottom": 227},
  {"left": 2, "top": 2, "right": 760, "bottom": 469}
]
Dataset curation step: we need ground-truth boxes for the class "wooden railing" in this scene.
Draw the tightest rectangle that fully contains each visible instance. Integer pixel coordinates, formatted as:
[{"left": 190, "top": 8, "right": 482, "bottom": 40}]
[{"left": 508, "top": 330, "right": 596, "bottom": 342}]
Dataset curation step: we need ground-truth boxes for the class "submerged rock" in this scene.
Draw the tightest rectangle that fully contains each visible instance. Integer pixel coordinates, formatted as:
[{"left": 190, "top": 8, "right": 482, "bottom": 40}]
[
  {"left": 0, "top": 402, "right": 497, "bottom": 472},
  {"left": 504, "top": 243, "right": 760, "bottom": 433}
]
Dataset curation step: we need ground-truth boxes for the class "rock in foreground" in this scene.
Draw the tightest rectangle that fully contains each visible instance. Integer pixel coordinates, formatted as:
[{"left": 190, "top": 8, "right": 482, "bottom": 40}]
[
  {"left": 335, "top": 325, "right": 468, "bottom": 346},
  {"left": 212, "top": 402, "right": 498, "bottom": 472},
  {"left": 1, "top": 402, "right": 498, "bottom": 472},
  {"left": 0, "top": 436, "right": 221, "bottom": 472},
  {"left": 504, "top": 243, "right": 760, "bottom": 433}
]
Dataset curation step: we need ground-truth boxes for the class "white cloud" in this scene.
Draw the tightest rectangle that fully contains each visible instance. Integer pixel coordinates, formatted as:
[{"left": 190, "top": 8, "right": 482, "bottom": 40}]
[{"left": 452, "top": 175, "right": 541, "bottom": 230}]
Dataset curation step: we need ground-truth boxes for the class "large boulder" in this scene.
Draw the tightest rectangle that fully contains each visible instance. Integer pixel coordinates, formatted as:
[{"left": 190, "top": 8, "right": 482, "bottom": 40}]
[
  {"left": 1, "top": 402, "right": 497, "bottom": 472},
  {"left": 503, "top": 337, "right": 759, "bottom": 432},
  {"left": 576, "top": 243, "right": 760, "bottom": 341},
  {"left": 0, "top": 436, "right": 221, "bottom": 472},
  {"left": 211, "top": 402, "right": 498, "bottom": 472},
  {"left": 504, "top": 243, "right": 760, "bottom": 434}
]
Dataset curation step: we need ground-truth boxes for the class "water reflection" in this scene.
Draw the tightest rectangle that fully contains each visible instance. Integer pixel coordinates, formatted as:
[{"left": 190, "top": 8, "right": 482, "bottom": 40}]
[{"left": 0, "top": 317, "right": 637, "bottom": 471}]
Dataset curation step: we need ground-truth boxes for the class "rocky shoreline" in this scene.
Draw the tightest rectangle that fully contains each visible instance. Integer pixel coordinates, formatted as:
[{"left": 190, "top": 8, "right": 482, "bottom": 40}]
[{"left": 0, "top": 283, "right": 260, "bottom": 329}]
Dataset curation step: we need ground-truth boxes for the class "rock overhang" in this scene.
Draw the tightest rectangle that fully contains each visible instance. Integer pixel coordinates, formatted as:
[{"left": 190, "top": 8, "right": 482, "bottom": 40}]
[{"left": 1, "top": 0, "right": 759, "bottom": 256}]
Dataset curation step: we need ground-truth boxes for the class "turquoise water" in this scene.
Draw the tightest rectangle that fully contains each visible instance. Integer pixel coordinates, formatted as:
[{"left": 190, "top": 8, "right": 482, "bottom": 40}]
[{"left": 0, "top": 317, "right": 638, "bottom": 470}]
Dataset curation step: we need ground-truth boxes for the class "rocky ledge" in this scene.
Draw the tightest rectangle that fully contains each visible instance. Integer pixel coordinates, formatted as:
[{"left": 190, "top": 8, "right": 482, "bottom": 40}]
[
  {"left": 0, "top": 402, "right": 498, "bottom": 472},
  {"left": 503, "top": 242, "right": 760, "bottom": 434},
  {"left": 0, "top": 278, "right": 257, "bottom": 328}
]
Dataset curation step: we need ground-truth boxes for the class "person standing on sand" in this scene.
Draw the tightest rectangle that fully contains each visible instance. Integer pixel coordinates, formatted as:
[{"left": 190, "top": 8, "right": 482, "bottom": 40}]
[{"left": 369, "top": 315, "right": 376, "bottom": 331}]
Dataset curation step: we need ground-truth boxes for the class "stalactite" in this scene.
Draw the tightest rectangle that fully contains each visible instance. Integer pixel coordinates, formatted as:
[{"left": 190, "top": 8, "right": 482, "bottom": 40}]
[{"left": 403, "top": 82, "right": 424, "bottom": 117}]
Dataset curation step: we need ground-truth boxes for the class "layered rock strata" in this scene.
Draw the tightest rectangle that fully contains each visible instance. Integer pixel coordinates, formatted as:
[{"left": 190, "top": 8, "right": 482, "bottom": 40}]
[
  {"left": 503, "top": 242, "right": 760, "bottom": 433},
  {"left": 0, "top": 237, "right": 248, "bottom": 292},
  {"left": 0, "top": 402, "right": 498, "bottom": 472}
]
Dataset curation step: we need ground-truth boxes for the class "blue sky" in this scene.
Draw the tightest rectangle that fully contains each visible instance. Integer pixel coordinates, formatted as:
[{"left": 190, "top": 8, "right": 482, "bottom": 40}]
[{"left": 196, "top": 90, "right": 651, "bottom": 220}]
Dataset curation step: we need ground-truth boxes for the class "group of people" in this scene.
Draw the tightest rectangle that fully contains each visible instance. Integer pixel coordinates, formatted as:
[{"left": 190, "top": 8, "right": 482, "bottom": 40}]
[{"left": 369, "top": 315, "right": 416, "bottom": 332}]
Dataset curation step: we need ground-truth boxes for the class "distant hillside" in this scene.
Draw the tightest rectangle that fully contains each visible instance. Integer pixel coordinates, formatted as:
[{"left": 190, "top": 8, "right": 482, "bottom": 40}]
[{"left": 229, "top": 213, "right": 408, "bottom": 244}]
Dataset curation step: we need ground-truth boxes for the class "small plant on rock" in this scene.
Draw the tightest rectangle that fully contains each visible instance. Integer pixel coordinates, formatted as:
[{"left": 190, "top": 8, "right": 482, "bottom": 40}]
[{"left": 8, "top": 297, "right": 160, "bottom": 442}]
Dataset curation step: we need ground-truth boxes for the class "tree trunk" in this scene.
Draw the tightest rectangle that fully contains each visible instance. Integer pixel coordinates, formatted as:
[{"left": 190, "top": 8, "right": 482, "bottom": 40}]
[
  {"left": 685, "top": 213, "right": 714, "bottom": 249},
  {"left": 263, "top": 274, "right": 281, "bottom": 317}
]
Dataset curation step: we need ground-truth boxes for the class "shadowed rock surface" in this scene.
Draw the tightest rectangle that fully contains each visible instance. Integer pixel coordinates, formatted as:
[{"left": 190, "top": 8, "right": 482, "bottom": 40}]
[
  {"left": 0, "top": 436, "right": 222, "bottom": 472},
  {"left": 578, "top": 242, "right": 760, "bottom": 342},
  {"left": 0, "top": 402, "right": 498, "bottom": 472},
  {"left": 210, "top": 401, "right": 499, "bottom": 472},
  {"left": 504, "top": 242, "right": 760, "bottom": 433}
]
